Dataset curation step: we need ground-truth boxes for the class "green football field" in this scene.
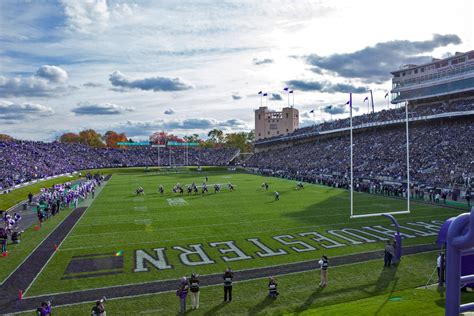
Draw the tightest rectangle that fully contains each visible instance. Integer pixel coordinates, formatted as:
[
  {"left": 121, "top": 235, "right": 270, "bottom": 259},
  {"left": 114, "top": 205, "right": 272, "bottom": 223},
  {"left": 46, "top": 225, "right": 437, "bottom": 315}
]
[{"left": 22, "top": 167, "right": 465, "bottom": 299}]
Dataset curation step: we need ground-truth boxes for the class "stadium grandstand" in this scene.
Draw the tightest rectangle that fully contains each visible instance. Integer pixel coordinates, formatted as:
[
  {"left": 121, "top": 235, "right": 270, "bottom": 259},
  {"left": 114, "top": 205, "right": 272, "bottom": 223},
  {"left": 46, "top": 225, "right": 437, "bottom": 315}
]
[
  {"left": 244, "top": 51, "right": 474, "bottom": 197},
  {"left": 0, "top": 144, "right": 239, "bottom": 191}
]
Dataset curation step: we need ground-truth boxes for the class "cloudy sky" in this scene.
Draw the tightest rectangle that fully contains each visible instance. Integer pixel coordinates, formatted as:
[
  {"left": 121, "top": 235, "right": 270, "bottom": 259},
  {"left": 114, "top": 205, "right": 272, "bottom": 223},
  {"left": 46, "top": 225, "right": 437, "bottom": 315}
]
[{"left": 0, "top": 0, "right": 472, "bottom": 141}]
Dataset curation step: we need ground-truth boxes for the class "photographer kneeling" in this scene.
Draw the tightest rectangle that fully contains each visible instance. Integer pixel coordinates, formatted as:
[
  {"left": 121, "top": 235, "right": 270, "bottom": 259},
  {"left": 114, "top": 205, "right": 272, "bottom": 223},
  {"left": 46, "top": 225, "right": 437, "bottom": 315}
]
[{"left": 91, "top": 297, "right": 106, "bottom": 316}]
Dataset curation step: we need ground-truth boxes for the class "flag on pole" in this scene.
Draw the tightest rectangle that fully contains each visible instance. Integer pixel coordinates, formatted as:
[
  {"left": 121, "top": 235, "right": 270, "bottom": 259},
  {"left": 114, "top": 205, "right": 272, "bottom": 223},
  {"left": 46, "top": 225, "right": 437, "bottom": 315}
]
[
  {"left": 345, "top": 100, "right": 350, "bottom": 105},
  {"left": 263, "top": 93, "right": 268, "bottom": 96},
  {"left": 289, "top": 90, "right": 294, "bottom": 94},
  {"left": 283, "top": 87, "right": 289, "bottom": 91},
  {"left": 363, "top": 96, "right": 369, "bottom": 102},
  {"left": 309, "top": 109, "right": 314, "bottom": 113},
  {"left": 384, "top": 92, "right": 389, "bottom": 98},
  {"left": 258, "top": 91, "right": 262, "bottom": 95}
]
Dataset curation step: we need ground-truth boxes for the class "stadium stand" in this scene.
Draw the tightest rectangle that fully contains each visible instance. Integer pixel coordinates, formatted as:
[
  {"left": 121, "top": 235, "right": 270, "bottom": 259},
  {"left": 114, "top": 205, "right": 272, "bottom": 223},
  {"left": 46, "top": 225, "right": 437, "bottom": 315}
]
[
  {"left": 244, "top": 97, "right": 474, "bottom": 192},
  {"left": 0, "top": 144, "right": 238, "bottom": 190}
]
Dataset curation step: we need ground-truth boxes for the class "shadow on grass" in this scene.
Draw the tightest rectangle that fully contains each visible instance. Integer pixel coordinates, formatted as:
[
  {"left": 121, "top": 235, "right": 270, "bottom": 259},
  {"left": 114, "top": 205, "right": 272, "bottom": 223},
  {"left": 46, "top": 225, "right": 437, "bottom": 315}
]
[
  {"left": 203, "top": 301, "right": 226, "bottom": 316},
  {"left": 293, "top": 286, "right": 324, "bottom": 314},
  {"left": 373, "top": 263, "right": 399, "bottom": 315},
  {"left": 248, "top": 296, "right": 275, "bottom": 315}
]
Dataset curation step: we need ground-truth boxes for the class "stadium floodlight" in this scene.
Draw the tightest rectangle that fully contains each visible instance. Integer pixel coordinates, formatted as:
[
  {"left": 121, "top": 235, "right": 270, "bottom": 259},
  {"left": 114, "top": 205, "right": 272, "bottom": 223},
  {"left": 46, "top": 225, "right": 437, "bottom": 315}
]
[{"left": 349, "top": 96, "right": 411, "bottom": 219}]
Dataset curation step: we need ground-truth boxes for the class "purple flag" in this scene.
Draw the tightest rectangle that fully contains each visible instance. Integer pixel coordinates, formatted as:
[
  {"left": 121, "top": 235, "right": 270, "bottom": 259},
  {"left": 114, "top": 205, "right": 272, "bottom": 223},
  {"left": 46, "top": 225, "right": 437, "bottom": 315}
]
[
  {"left": 363, "top": 96, "right": 369, "bottom": 102},
  {"left": 289, "top": 90, "right": 294, "bottom": 93},
  {"left": 283, "top": 87, "right": 289, "bottom": 91},
  {"left": 385, "top": 92, "right": 389, "bottom": 98},
  {"left": 263, "top": 93, "right": 268, "bottom": 96},
  {"left": 258, "top": 91, "right": 262, "bottom": 95}
]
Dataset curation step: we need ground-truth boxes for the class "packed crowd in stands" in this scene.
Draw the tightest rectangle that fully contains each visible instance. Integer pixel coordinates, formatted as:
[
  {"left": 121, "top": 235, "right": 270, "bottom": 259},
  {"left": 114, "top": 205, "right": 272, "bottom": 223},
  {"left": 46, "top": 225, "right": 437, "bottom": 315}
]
[
  {"left": 260, "top": 97, "right": 474, "bottom": 142},
  {"left": 0, "top": 144, "right": 238, "bottom": 190},
  {"left": 244, "top": 117, "right": 474, "bottom": 194}
]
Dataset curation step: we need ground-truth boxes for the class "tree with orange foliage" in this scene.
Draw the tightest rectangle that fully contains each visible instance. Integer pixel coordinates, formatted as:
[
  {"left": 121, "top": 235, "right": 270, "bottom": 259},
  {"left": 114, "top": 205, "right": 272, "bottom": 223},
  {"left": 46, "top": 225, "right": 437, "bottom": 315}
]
[
  {"left": 103, "top": 130, "right": 128, "bottom": 148},
  {"left": 0, "top": 134, "right": 14, "bottom": 141},
  {"left": 149, "top": 131, "right": 181, "bottom": 145}
]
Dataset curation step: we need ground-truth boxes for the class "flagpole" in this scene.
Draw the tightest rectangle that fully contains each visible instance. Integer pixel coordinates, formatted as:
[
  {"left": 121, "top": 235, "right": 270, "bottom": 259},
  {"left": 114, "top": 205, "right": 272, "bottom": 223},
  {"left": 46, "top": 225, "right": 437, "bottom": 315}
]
[
  {"left": 292, "top": 91, "right": 295, "bottom": 107},
  {"left": 350, "top": 93, "right": 353, "bottom": 218},
  {"left": 287, "top": 90, "right": 290, "bottom": 107}
]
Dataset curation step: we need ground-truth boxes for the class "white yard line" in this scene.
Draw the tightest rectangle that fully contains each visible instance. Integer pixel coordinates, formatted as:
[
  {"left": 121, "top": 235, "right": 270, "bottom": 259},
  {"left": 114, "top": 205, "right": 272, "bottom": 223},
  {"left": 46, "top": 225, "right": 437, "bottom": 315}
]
[{"left": 59, "top": 214, "right": 444, "bottom": 251}]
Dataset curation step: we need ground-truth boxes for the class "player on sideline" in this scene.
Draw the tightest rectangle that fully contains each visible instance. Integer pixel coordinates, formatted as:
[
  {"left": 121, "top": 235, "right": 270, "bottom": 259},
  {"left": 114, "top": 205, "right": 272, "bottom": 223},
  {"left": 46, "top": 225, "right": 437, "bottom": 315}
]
[
  {"left": 202, "top": 183, "right": 208, "bottom": 195},
  {"left": 262, "top": 182, "right": 269, "bottom": 191},
  {"left": 193, "top": 185, "right": 198, "bottom": 194},
  {"left": 159, "top": 185, "right": 164, "bottom": 195},
  {"left": 274, "top": 191, "right": 280, "bottom": 201},
  {"left": 228, "top": 183, "right": 234, "bottom": 191},
  {"left": 296, "top": 182, "right": 304, "bottom": 190},
  {"left": 187, "top": 186, "right": 192, "bottom": 195},
  {"left": 214, "top": 184, "right": 221, "bottom": 193}
]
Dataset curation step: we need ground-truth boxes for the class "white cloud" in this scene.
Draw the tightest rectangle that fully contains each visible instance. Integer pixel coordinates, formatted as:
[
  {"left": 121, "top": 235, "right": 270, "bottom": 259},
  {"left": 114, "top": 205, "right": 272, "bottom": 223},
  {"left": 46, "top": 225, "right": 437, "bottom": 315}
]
[
  {"left": 0, "top": 65, "right": 72, "bottom": 97},
  {"left": 61, "top": 0, "right": 110, "bottom": 33},
  {"left": 71, "top": 102, "right": 134, "bottom": 115},
  {"left": 109, "top": 71, "right": 192, "bottom": 92},
  {"left": 0, "top": 100, "right": 54, "bottom": 122},
  {"left": 36, "top": 65, "right": 68, "bottom": 83}
]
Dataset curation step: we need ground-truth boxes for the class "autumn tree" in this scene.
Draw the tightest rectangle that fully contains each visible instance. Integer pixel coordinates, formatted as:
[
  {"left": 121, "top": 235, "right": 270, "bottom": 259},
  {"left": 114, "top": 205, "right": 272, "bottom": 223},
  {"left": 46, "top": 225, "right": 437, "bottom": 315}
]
[
  {"left": 0, "top": 134, "right": 14, "bottom": 141},
  {"left": 149, "top": 131, "right": 181, "bottom": 144},
  {"left": 102, "top": 130, "right": 128, "bottom": 148},
  {"left": 224, "top": 131, "right": 254, "bottom": 152},
  {"left": 79, "top": 129, "right": 105, "bottom": 147},
  {"left": 59, "top": 133, "right": 81, "bottom": 143}
]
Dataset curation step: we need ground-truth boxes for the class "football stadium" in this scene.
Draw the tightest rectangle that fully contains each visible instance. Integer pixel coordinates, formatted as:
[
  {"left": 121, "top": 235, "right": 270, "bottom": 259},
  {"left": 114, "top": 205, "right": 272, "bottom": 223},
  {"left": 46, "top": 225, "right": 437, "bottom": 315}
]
[{"left": 0, "top": 2, "right": 473, "bottom": 316}]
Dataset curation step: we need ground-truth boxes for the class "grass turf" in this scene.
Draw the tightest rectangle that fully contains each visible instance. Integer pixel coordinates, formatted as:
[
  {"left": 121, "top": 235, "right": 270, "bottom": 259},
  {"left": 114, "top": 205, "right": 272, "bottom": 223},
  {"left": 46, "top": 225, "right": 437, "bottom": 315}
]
[
  {"left": 22, "top": 169, "right": 465, "bottom": 297},
  {"left": 17, "top": 252, "right": 474, "bottom": 315}
]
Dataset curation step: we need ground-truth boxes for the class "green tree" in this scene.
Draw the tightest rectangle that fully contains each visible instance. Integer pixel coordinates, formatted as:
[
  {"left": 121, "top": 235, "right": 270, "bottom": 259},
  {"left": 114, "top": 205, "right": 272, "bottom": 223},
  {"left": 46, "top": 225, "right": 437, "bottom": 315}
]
[
  {"left": 79, "top": 129, "right": 105, "bottom": 147},
  {"left": 207, "top": 129, "right": 224, "bottom": 144},
  {"left": 58, "top": 133, "right": 81, "bottom": 144}
]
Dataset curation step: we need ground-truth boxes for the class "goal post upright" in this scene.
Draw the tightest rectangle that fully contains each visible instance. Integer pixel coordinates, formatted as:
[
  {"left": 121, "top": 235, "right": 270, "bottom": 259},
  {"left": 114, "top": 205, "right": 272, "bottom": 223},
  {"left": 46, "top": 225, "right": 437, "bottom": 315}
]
[
  {"left": 350, "top": 93, "right": 354, "bottom": 218},
  {"left": 405, "top": 100, "right": 410, "bottom": 213},
  {"left": 349, "top": 95, "right": 411, "bottom": 219}
]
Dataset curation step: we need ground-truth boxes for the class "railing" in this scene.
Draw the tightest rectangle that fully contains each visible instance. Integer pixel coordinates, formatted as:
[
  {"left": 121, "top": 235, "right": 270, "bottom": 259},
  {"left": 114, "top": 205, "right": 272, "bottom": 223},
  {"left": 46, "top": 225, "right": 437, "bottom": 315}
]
[{"left": 394, "top": 63, "right": 474, "bottom": 89}]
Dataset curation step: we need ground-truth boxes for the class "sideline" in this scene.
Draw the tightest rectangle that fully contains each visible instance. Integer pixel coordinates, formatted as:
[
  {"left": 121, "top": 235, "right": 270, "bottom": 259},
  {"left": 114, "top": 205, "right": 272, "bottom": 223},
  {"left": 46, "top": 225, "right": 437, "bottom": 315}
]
[
  {"left": 0, "top": 177, "right": 112, "bottom": 312},
  {"left": 2, "top": 243, "right": 437, "bottom": 314}
]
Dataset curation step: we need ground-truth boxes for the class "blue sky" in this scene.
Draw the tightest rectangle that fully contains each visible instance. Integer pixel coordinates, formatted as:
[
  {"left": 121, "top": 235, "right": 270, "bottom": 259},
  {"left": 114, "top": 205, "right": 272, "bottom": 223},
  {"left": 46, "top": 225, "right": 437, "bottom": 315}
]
[{"left": 0, "top": 0, "right": 472, "bottom": 140}]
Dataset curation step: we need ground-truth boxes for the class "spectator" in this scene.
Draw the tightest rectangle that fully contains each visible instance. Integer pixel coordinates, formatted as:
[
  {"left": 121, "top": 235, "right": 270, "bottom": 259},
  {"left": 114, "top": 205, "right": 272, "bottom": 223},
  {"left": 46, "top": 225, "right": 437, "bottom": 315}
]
[
  {"left": 223, "top": 268, "right": 234, "bottom": 302},
  {"left": 176, "top": 276, "right": 189, "bottom": 314},
  {"left": 189, "top": 273, "right": 200, "bottom": 310},
  {"left": 384, "top": 241, "right": 394, "bottom": 267}
]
